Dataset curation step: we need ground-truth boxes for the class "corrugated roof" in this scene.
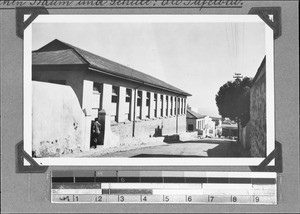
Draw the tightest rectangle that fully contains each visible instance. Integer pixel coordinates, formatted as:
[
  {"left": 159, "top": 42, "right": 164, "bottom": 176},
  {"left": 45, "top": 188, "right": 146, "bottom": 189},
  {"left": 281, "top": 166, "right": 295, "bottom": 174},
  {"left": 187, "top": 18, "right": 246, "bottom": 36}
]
[
  {"left": 187, "top": 109, "right": 206, "bottom": 119},
  {"left": 33, "top": 39, "right": 191, "bottom": 96},
  {"left": 33, "top": 49, "right": 85, "bottom": 65}
]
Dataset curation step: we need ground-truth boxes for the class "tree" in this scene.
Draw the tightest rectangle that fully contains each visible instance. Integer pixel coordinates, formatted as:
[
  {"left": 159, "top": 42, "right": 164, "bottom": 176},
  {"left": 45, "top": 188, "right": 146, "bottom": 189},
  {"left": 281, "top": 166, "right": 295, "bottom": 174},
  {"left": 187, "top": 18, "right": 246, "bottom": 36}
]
[{"left": 215, "top": 77, "right": 252, "bottom": 127}]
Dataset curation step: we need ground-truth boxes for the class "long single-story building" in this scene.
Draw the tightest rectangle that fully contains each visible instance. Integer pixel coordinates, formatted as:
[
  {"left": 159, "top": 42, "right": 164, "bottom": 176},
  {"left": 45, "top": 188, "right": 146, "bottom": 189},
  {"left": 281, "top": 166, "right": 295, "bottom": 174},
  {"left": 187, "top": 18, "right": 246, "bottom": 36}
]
[{"left": 32, "top": 39, "right": 191, "bottom": 153}]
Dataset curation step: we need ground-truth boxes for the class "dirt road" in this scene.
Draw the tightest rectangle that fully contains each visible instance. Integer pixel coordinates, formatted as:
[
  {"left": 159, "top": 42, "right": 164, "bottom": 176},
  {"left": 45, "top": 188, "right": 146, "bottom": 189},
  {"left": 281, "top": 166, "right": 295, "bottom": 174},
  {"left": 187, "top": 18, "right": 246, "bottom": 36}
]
[{"left": 99, "top": 138, "right": 245, "bottom": 158}]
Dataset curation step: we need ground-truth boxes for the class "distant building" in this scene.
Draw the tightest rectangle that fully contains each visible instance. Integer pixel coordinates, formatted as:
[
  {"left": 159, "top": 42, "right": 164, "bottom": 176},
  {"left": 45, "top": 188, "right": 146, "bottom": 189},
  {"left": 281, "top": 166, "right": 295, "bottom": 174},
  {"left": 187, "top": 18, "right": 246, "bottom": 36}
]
[
  {"left": 211, "top": 117, "right": 222, "bottom": 137},
  {"left": 186, "top": 109, "right": 217, "bottom": 137},
  {"left": 221, "top": 118, "right": 238, "bottom": 138},
  {"left": 32, "top": 39, "right": 191, "bottom": 154},
  {"left": 186, "top": 109, "right": 205, "bottom": 132}
]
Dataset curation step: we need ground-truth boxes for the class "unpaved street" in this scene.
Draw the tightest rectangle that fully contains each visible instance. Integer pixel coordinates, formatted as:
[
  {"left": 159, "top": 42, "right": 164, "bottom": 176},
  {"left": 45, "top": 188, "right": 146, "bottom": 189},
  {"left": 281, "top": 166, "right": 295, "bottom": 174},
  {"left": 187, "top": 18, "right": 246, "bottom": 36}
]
[{"left": 99, "top": 139, "right": 245, "bottom": 158}]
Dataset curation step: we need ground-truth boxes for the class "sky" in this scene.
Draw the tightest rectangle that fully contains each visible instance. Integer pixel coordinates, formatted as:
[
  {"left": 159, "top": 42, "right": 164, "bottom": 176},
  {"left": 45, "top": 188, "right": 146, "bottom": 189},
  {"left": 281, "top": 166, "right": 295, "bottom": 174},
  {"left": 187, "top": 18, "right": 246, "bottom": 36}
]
[{"left": 32, "top": 20, "right": 266, "bottom": 117}]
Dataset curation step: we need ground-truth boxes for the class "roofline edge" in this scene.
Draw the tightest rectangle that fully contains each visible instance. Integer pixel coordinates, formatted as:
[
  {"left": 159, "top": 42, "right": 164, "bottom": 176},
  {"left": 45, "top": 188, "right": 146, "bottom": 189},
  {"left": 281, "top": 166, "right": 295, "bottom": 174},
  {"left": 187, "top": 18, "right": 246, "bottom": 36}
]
[{"left": 88, "top": 66, "right": 192, "bottom": 97}]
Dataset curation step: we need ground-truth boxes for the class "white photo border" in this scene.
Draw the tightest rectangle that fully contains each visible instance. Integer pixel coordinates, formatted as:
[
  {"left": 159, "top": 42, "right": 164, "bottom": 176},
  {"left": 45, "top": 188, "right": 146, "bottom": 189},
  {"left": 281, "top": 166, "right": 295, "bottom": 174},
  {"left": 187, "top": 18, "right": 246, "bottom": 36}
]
[{"left": 24, "top": 14, "right": 275, "bottom": 166}]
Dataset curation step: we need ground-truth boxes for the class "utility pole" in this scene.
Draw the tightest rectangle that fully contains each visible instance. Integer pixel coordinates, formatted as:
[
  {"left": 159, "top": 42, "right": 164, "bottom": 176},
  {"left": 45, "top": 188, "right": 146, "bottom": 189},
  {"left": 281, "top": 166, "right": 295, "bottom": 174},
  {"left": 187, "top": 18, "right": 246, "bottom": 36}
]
[
  {"left": 233, "top": 73, "right": 243, "bottom": 80},
  {"left": 233, "top": 73, "right": 243, "bottom": 143}
]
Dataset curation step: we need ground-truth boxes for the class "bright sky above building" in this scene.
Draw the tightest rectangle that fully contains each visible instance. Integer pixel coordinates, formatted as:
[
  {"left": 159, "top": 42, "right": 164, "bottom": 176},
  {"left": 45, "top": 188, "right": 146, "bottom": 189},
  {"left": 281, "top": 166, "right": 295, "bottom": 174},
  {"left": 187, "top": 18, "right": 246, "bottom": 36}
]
[{"left": 32, "top": 18, "right": 266, "bottom": 117}]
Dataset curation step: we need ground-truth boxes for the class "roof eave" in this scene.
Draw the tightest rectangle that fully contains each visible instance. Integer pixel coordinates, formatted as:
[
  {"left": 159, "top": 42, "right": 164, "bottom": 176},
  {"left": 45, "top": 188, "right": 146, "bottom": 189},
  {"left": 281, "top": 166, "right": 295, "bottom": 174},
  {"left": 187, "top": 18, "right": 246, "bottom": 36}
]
[
  {"left": 88, "top": 65, "right": 192, "bottom": 97},
  {"left": 32, "top": 64, "right": 88, "bottom": 69}
]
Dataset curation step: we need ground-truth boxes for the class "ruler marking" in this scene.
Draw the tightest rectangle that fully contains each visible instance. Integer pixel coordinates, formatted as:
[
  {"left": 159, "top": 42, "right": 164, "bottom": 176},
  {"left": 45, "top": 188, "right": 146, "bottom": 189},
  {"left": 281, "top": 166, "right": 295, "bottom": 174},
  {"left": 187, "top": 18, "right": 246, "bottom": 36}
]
[
  {"left": 109, "top": 183, "right": 111, "bottom": 195},
  {"left": 51, "top": 171, "right": 277, "bottom": 204}
]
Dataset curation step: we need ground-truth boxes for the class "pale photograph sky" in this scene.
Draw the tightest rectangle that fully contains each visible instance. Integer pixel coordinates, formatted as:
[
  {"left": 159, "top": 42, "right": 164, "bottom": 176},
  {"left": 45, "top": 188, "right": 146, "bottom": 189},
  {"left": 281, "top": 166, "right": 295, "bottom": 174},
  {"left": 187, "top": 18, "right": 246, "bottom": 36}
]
[{"left": 32, "top": 19, "right": 266, "bottom": 117}]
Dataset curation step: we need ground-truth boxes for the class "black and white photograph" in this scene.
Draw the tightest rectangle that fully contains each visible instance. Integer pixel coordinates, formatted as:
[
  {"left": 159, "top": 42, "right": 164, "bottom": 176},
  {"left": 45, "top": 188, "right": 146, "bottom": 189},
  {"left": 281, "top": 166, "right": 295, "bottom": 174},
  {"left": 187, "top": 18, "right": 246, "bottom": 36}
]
[
  {"left": 1, "top": 1, "right": 299, "bottom": 213},
  {"left": 24, "top": 15, "right": 274, "bottom": 165}
]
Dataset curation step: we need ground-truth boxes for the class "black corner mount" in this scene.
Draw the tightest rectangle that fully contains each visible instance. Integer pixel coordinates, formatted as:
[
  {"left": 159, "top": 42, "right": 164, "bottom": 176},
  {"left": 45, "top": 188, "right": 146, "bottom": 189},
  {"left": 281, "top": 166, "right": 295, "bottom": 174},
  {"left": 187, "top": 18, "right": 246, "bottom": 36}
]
[
  {"left": 250, "top": 141, "right": 282, "bottom": 173},
  {"left": 249, "top": 7, "right": 282, "bottom": 40},
  {"left": 16, "top": 141, "right": 48, "bottom": 173},
  {"left": 16, "top": 7, "right": 49, "bottom": 39}
]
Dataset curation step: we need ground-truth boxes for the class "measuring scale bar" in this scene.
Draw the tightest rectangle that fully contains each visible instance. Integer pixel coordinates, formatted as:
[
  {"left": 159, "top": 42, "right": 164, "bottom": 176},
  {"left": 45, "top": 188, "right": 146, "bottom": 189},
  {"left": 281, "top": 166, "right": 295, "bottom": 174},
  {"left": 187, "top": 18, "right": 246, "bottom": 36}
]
[
  {"left": 51, "top": 171, "right": 277, "bottom": 204},
  {"left": 51, "top": 194, "right": 276, "bottom": 204}
]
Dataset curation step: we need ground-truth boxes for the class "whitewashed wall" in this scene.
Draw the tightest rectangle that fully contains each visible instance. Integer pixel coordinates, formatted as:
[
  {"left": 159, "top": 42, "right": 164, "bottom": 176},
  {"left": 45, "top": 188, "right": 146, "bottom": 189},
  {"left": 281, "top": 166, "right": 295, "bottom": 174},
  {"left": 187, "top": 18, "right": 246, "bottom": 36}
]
[{"left": 32, "top": 81, "right": 86, "bottom": 157}]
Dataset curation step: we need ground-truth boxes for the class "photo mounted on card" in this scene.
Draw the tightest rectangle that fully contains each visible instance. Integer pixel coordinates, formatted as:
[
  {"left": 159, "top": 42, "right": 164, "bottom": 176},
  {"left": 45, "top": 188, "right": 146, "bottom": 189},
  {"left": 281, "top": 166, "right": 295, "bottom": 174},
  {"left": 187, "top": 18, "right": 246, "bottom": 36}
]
[{"left": 23, "top": 15, "right": 274, "bottom": 166}]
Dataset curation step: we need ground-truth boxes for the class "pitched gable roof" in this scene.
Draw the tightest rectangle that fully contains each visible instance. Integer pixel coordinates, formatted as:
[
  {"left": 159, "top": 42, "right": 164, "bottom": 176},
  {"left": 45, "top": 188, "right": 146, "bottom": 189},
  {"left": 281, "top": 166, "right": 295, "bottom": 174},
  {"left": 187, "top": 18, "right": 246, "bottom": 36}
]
[
  {"left": 33, "top": 49, "right": 86, "bottom": 65},
  {"left": 186, "top": 109, "right": 206, "bottom": 119},
  {"left": 33, "top": 39, "right": 191, "bottom": 96}
]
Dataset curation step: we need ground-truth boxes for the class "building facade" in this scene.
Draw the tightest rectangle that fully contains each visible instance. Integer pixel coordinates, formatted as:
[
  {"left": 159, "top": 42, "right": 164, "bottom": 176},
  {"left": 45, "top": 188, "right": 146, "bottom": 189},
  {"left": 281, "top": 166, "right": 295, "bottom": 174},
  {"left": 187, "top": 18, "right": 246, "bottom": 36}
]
[
  {"left": 32, "top": 39, "right": 191, "bottom": 152},
  {"left": 221, "top": 121, "right": 238, "bottom": 139},
  {"left": 186, "top": 109, "right": 217, "bottom": 138}
]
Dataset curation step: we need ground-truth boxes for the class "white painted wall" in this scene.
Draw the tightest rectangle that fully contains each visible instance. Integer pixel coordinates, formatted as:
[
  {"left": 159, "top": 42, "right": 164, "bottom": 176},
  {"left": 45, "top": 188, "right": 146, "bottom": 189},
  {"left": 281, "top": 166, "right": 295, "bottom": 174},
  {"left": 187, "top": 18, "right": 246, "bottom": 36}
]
[{"left": 32, "top": 81, "right": 86, "bottom": 157}]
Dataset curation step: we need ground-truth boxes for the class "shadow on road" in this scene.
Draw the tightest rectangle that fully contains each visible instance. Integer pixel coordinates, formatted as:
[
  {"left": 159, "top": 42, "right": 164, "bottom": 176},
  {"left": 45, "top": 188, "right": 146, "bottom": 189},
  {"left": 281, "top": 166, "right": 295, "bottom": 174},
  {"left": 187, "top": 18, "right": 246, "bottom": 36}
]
[
  {"left": 131, "top": 154, "right": 207, "bottom": 158},
  {"left": 206, "top": 141, "right": 251, "bottom": 157},
  {"left": 130, "top": 139, "right": 251, "bottom": 158},
  {"left": 163, "top": 139, "right": 236, "bottom": 145}
]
